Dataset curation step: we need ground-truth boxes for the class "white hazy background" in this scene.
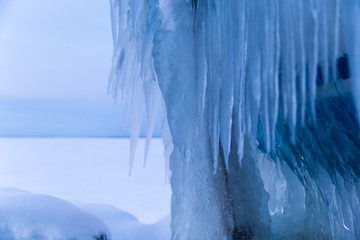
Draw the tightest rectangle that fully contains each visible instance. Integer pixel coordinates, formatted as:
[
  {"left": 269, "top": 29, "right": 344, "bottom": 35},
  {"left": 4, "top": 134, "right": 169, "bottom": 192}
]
[
  {"left": 0, "top": 0, "right": 112, "bottom": 98},
  {"left": 0, "top": 0, "right": 162, "bottom": 137},
  {"left": 0, "top": 0, "right": 170, "bottom": 224}
]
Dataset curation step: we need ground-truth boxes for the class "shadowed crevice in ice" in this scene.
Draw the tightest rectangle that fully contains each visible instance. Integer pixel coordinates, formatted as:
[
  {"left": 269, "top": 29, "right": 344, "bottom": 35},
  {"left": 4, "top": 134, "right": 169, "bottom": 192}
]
[{"left": 257, "top": 79, "right": 360, "bottom": 239}]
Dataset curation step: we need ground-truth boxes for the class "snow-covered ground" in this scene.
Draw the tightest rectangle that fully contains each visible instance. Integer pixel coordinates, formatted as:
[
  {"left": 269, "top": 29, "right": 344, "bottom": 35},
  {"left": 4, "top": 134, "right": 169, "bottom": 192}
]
[
  {"left": 0, "top": 188, "right": 110, "bottom": 240},
  {"left": 0, "top": 188, "right": 170, "bottom": 239},
  {"left": 0, "top": 138, "right": 171, "bottom": 226}
]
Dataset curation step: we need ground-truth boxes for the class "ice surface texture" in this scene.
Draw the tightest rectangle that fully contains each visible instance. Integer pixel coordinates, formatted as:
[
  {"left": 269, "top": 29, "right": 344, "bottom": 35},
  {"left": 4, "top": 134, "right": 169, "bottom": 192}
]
[{"left": 109, "top": 0, "right": 360, "bottom": 239}]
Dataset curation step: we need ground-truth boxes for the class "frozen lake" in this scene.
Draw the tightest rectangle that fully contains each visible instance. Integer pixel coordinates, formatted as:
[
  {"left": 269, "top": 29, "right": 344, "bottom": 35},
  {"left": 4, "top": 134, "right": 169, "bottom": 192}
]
[{"left": 0, "top": 138, "right": 171, "bottom": 224}]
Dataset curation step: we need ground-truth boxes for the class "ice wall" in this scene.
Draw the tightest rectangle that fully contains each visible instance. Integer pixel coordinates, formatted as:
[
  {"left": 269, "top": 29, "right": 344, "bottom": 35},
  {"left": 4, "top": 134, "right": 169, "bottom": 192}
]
[{"left": 109, "top": 0, "right": 360, "bottom": 239}]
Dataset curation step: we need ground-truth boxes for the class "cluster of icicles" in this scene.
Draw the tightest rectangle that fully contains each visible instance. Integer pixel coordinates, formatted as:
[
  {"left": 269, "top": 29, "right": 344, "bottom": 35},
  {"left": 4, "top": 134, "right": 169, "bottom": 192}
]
[
  {"left": 108, "top": 0, "right": 360, "bottom": 238},
  {"left": 108, "top": 0, "right": 359, "bottom": 173}
]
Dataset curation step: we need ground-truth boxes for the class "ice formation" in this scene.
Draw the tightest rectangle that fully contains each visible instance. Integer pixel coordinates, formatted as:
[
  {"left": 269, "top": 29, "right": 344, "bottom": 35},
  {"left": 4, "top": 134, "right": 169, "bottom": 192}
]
[{"left": 109, "top": 0, "right": 360, "bottom": 239}]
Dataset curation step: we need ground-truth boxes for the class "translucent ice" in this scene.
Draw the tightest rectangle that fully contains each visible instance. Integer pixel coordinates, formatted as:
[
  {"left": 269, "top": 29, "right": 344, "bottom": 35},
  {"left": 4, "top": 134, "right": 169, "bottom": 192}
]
[{"left": 110, "top": 0, "right": 360, "bottom": 239}]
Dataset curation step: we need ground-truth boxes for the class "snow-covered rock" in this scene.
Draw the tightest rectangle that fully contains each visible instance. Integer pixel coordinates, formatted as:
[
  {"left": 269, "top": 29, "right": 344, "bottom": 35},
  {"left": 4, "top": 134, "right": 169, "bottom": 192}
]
[
  {"left": 77, "top": 203, "right": 170, "bottom": 240},
  {"left": 0, "top": 188, "right": 171, "bottom": 240},
  {"left": 0, "top": 188, "right": 110, "bottom": 240}
]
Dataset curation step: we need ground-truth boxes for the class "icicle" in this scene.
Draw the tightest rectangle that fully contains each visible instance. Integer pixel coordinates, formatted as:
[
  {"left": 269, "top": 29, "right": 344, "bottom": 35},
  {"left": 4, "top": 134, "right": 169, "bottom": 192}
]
[
  {"left": 270, "top": 0, "right": 280, "bottom": 152},
  {"left": 108, "top": 0, "right": 164, "bottom": 175},
  {"left": 194, "top": 1, "right": 208, "bottom": 127},
  {"left": 307, "top": 0, "right": 319, "bottom": 122},
  {"left": 129, "top": 81, "right": 145, "bottom": 176},
  {"left": 332, "top": 0, "right": 340, "bottom": 82},
  {"left": 237, "top": 16, "right": 247, "bottom": 165},
  {"left": 205, "top": 0, "right": 221, "bottom": 172},
  {"left": 296, "top": 1, "right": 306, "bottom": 126},
  {"left": 280, "top": 0, "right": 297, "bottom": 140},
  {"left": 247, "top": 0, "right": 262, "bottom": 147},
  {"left": 161, "top": 102, "right": 173, "bottom": 184},
  {"left": 260, "top": 1, "right": 272, "bottom": 153},
  {"left": 320, "top": 2, "right": 330, "bottom": 85},
  {"left": 219, "top": 1, "right": 234, "bottom": 172},
  {"left": 109, "top": 0, "right": 119, "bottom": 51},
  {"left": 235, "top": 0, "right": 246, "bottom": 164},
  {"left": 109, "top": 0, "right": 357, "bottom": 181},
  {"left": 143, "top": 81, "right": 161, "bottom": 168}
]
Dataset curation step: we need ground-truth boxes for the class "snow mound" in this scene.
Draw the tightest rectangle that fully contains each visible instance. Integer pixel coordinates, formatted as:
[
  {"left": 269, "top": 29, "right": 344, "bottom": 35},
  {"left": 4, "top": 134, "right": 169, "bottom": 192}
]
[
  {"left": 78, "top": 202, "right": 170, "bottom": 240},
  {"left": 0, "top": 188, "right": 110, "bottom": 240},
  {"left": 0, "top": 188, "right": 170, "bottom": 240}
]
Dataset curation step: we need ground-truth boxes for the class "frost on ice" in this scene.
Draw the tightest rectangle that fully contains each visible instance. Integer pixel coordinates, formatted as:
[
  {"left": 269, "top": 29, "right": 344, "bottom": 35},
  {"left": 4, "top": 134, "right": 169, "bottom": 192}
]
[{"left": 109, "top": 0, "right": 360, "bottom": 239}]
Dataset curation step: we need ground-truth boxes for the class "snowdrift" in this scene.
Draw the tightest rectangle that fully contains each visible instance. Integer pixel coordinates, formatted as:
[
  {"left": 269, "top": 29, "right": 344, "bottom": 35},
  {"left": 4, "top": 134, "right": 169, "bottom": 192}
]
[{"left": 0, "top": 188, "right": 170, "bottom": 240}]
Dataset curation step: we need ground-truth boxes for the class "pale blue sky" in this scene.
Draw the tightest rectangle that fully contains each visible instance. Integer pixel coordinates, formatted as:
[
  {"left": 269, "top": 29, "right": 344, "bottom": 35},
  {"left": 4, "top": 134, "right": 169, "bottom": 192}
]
[
  {"left": 0, "top": 0, "right": 162, "bottom": 137},
  {"left": 0, "top": 0, "right": 112, "bottom": 98}
]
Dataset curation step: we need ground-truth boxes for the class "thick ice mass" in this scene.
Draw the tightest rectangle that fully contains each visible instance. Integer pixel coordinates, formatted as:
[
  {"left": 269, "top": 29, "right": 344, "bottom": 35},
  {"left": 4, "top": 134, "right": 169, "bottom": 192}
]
[{"left": 109, "top": 0, "right": 360, "bottom": 239}]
